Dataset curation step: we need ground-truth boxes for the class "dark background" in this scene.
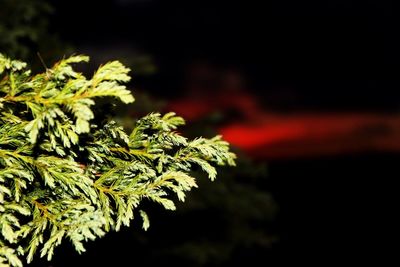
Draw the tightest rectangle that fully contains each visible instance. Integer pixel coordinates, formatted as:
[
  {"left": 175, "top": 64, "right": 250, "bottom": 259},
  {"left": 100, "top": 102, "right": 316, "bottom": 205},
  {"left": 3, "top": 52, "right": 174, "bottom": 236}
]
[
  {"left": 1, "top": 0, "right": 397, "bottom": 265},
  {"left": 48, "top": 0, "right": 395, "bottom": 265},
  {"left": 50, "top": 0, "right": 400, "bottom": 111}
]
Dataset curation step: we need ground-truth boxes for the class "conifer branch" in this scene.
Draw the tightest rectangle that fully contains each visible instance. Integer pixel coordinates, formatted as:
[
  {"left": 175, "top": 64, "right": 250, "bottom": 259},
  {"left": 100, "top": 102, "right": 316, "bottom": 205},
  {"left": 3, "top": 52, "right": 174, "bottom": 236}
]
[{"left": 0, "top": 53, "right": 236, "bottom": 267}]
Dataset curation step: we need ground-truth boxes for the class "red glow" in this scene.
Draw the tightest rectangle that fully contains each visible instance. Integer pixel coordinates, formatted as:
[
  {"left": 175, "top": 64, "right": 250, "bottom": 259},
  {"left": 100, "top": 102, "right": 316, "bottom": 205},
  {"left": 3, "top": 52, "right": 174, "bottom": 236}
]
[
  {"left": 219, "top": 114, "right": 400, "bottom": 159},
  {"left": 169, "top": 94, "right": 400, "bottom": 159}
]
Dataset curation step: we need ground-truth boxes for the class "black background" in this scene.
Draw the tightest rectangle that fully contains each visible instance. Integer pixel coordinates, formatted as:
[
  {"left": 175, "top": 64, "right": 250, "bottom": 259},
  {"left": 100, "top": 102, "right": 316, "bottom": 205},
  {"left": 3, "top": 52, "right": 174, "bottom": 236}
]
[
  {"left": 49, "top": 0, "right": 400, "bottom": 110},
  {"left": 20, "top": 0, "right": 400, "bottom": 265}
]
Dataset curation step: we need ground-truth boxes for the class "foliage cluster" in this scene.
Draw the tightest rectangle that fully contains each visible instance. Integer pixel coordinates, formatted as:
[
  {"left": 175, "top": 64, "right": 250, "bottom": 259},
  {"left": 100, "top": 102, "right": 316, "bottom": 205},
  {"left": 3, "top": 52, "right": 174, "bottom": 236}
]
[{"left": 0, "top": 54, "right": 235, "bottom": 267}]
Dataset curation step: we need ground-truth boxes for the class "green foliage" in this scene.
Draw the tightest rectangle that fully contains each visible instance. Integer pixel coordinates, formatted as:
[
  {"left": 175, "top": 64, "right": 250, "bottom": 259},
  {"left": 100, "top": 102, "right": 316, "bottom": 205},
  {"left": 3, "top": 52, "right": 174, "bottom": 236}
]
[
  {"left": 123, "top": 133, "right": 276, "bottom": 266},
  {"left": 0, "top": 53, "right": 236, "bottom": 267}
]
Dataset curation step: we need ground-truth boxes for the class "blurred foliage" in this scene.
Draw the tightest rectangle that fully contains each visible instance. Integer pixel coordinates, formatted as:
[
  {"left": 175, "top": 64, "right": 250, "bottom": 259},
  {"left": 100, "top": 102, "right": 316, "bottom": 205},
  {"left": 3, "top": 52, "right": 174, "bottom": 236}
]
[
  {"left": 84, "top": 47, "right": 158, "bottom": 77},
  {"left": 0, "top": 0, "right": 70, "bottom": 65},
  {"left": 146, "top": 157, "right": 276, "bottom": 266}
]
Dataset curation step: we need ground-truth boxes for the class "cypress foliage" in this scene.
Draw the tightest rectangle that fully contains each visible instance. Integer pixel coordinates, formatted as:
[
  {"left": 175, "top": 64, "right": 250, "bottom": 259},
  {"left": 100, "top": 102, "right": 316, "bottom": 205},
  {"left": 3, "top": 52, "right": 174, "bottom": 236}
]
[{"left": 0, "top": 54, "right": 236, "bottom": 267}]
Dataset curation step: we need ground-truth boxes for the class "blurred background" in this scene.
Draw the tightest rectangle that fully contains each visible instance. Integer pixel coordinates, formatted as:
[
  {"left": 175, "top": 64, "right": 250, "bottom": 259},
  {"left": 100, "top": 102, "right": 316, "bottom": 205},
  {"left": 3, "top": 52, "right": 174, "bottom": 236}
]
[{"left": 0, "top": 0, "right": 397, "bottom": 266}]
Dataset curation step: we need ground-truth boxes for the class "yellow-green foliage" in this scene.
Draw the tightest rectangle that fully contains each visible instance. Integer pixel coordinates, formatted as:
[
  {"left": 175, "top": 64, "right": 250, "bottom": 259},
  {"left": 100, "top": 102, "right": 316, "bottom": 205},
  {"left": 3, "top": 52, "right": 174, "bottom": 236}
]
[{"left": 0, "top": 54, "right": 236, "bottom": 267}]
